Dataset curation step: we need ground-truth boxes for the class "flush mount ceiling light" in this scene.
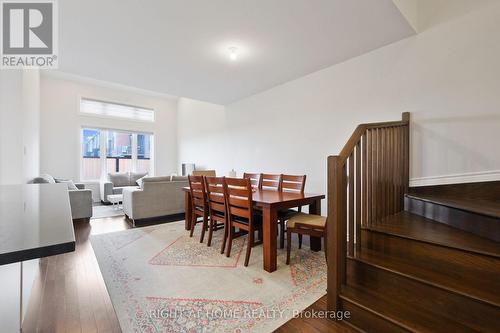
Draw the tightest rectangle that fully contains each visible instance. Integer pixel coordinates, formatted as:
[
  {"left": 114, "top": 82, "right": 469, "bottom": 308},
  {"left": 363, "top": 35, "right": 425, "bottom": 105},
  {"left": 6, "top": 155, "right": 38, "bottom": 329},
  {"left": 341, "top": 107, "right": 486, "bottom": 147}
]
[{"left": 228, "top": 46, "right": 238, "bottom": 61}]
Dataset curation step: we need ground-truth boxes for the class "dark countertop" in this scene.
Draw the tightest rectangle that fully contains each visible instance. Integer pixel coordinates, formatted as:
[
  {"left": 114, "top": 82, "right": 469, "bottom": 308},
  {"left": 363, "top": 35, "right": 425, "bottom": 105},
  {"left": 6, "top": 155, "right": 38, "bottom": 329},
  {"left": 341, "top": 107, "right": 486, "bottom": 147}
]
[{"left": 0, "top": 184, "right": 76, "bottom": 265}]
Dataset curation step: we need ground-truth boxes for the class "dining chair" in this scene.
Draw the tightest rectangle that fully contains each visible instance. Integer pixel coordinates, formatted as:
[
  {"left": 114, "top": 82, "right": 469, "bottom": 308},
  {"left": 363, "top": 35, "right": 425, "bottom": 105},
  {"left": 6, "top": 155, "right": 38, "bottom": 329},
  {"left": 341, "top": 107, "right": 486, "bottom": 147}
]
[
  {"left": 224, "top": 177, "right": 263, "bottom": 267},
  {"left": 192, "top": 170, "right": 216, "bottom": 177},
  {"left": 204, "top": 176, "right": 228, "bottom": 252},
  {"left": 278, "top": 174, "right": 307, "bottom": 248},
  {"left": 188, "top": 175, "right": 209, "bottom": 243},
  {"left": 243, "top": 172, "right": 261, "bottom": 189},
  {"left": 285, "top": 212, "right": 327, "bottom": 265},
  {"left": 259, "top": 173, "right": 282, "bottom": 191}
]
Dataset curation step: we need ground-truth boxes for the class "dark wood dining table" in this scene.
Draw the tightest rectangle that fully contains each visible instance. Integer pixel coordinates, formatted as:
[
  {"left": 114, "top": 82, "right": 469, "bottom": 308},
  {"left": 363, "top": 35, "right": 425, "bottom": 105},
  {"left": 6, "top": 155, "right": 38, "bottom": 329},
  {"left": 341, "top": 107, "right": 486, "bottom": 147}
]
[{"left": 182, "top": 186, "right": 325, "bottom": 272}]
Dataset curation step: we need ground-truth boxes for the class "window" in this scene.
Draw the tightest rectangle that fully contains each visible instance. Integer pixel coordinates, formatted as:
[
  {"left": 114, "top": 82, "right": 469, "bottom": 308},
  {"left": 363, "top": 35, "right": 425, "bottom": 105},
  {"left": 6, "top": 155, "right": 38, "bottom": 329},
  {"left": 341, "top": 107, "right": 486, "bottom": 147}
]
[
  {"left": 137, "top": 133, "right": 152, "bottom": 174},
  {"left": 106, "top": 131, "right": 132, "bottom": 174},
  {"left": 81, "top": 129, "right": 101, "bottom": 180},
  {"left": 80, "top": 98, "right": 155, "bottom": 122},
  {"left": 81, "top": 128, "right": 154, "bottom": 180}
]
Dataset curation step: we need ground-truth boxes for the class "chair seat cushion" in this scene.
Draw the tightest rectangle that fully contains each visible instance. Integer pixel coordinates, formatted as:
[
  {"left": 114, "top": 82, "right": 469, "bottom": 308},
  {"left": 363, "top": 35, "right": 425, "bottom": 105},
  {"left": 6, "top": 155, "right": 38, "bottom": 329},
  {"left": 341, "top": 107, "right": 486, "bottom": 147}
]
[
  {"left": 287, "top": 212, "right": 326, "bottom": 229},
  {"left": 212, "top": 210, "right": 225, "bottom": 218},
  {"left": 232, "top": 213, "right": 263, "bottom": 225},
  {"left": 278, "top": 209, "right": 300, "bottom": 220}
]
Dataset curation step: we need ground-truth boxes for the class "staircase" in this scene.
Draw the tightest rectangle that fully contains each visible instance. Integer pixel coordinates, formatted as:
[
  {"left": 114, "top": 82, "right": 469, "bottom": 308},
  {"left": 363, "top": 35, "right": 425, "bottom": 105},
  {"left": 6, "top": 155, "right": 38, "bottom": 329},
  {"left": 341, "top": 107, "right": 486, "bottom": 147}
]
[{"left": 326, "top": 113, "right": 500, "bottom": 332}]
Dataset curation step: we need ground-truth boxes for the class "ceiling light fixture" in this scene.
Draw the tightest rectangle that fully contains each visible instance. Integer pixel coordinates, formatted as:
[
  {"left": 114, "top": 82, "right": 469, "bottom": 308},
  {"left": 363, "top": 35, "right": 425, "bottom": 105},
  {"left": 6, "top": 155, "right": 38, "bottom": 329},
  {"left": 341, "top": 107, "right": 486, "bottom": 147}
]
[{"left": 228, "top": 46, "right": 238, "bottom": 61}]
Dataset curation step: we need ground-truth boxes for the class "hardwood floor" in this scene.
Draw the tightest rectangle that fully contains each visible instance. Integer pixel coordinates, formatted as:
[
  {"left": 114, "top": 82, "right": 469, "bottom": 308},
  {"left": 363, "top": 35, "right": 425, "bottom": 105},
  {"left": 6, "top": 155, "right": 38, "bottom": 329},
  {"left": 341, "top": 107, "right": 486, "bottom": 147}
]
[
  {"left": 22, "top": 215, "right": 340, "bottom": 333},
  {"left": 23, "top": 217, "right": 130, "bottom": 333}
]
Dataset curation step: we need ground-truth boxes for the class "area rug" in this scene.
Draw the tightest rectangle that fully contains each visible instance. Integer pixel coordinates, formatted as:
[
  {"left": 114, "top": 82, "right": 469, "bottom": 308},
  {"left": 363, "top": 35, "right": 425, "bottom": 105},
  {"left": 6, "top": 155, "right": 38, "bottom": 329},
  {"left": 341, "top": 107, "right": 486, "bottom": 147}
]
[
  {"left": 92, "top": 204, "right": 124, "bottom": 219},
  {"left": 91, "top": 221, "right": 327, "bottom": 333}
]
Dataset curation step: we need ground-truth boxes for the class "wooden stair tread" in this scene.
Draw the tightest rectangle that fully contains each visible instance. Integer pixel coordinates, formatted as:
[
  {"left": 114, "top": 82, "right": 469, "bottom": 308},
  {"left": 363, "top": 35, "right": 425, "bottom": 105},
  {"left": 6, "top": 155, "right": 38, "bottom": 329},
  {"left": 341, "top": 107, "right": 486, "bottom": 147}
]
[
  {"left": 406, "top": 193, "right": 500, "bottom": 219},
  {"left": 340, "top": 285, "right": 475, "bottom": 333},
  {"left": 351, "top": 248, "right": 500, "bottom": 307},
  {"left": 363, "top": 211, "right": 500, "bottom": 258}
]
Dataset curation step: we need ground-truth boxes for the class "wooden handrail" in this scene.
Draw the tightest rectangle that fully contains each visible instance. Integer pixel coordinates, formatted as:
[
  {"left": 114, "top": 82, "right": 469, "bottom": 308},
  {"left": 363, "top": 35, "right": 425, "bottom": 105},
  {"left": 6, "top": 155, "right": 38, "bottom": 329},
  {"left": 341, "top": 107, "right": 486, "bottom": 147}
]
[
  {"left": 338, "top": 113, "right": 409, "bottom": 165},
  {"left": 327, "top": 112, "right": 410, "bottom": 312}
]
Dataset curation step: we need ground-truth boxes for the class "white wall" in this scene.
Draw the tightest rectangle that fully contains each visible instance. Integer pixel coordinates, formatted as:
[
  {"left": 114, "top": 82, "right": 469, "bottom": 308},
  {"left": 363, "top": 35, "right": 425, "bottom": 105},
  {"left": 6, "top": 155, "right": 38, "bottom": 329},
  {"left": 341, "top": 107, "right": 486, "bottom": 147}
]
[
  {"left": 22, "top": 70, "right": 41, "bottom": 182},
  {"left": 177, "top": 98, "right": 228, "bottom": 173},
  {"left": 0, "top": 69, "right": 40, "bottom": 331},
  {"left": 0, "top": 71, "right": 24, "bottom": 184},
  {"left": 0, "top": 70, "right": 41, "bottom": 184},
  {"left": 40, "top": 73, "right": 179, "bottom": 182},
  {"left": 177, "top": 2, "right": 500, "bottom": 213}
]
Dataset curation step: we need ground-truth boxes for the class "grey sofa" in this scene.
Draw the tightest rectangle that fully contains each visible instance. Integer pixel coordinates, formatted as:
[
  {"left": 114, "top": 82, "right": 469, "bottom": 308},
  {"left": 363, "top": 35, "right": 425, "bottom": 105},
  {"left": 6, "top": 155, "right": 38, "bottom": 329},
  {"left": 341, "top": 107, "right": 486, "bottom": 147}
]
[
  {"left": 100, "top": 172, "right": 148, "bottom": 204},
  {"left": 122, "top": 175, "right": 188, "bottom": 224},
  {"left": 31, "top": 174, "right": 93, "bottom": 221}
]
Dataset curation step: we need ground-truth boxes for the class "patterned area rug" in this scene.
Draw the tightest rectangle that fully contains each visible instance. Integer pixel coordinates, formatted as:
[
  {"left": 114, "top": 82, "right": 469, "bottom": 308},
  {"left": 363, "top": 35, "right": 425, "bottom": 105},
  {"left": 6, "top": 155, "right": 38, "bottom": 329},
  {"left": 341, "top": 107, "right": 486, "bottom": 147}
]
[{"left": 91, "top": 221, "right": 327, "bottom": 333}]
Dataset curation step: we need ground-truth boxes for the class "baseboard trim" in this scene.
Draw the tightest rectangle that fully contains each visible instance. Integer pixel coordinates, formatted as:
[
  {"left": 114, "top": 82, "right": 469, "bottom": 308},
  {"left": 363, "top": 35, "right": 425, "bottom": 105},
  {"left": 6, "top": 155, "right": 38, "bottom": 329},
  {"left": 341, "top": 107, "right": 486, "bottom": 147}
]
[{"left": 410, "top": 170, "right": 500, "bottom": 187}]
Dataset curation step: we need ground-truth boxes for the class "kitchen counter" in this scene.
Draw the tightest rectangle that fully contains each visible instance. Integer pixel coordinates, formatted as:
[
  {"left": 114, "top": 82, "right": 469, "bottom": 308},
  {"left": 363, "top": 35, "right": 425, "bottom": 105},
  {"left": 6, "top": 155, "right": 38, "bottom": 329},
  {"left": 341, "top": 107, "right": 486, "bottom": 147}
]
[{"left": 0, "top": 184, "right": 76, "bottom": 266}]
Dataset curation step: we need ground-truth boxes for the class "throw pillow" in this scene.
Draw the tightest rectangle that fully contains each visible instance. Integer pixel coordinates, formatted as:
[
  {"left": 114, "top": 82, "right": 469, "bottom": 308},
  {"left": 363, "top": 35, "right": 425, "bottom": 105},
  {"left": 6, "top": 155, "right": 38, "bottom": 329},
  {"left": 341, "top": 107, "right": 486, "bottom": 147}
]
[
  {"left": 39, "top": 174, "right": 56, "bottom": 184},
  {"left": 56, "top": 179, "right": 79, "bottom": 190},
  {"left": 31, "top": 177, "right": 50, "bottom": 184},
  {"left": 130, "top": 172, "right": 148, "bottom": 185},
  {"left": 108, "top": 172, "right": 131, "bottom": 187},
  {"left": 136, "top": 176, "right": 146, "bottom": 189}
]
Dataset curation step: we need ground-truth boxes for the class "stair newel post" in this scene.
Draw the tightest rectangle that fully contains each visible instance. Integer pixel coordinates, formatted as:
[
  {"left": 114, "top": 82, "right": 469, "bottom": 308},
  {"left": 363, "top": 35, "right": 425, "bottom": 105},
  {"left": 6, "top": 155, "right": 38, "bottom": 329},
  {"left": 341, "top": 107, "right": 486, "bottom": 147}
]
[{"left": 327, "top": 155, "right": 343, "bottom": 312}]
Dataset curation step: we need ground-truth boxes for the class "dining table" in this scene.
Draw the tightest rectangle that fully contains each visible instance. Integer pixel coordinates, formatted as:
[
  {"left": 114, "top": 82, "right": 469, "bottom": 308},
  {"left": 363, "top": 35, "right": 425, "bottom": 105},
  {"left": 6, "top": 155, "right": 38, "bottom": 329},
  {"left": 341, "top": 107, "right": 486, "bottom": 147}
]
[{"left": 182, "top": 186, "right": 325, "bottom": 273}]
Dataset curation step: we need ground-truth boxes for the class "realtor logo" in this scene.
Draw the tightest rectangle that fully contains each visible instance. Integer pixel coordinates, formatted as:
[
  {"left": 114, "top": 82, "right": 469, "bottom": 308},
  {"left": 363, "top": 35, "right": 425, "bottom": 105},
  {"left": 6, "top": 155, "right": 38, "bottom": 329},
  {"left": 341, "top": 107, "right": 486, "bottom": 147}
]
[{"left": 1, "top": 0, "right": 58, "bottom": 68}]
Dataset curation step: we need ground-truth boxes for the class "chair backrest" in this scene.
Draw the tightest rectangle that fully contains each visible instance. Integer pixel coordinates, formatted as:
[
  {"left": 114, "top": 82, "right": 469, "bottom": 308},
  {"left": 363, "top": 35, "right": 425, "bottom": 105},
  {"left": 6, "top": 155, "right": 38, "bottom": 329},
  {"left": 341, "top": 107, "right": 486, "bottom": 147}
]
[
  {"left": 224, "top": 177, "right": 253, "bottom": 223},
  {"left": 243, "top": 172, "right": 261, "bottom": 188},
  {"left": 192, "top": 170, "right": 216, "bottom": 177},
  {"left": 188, "top": 175, "right": 207, "bottom": 213},
  {"left": 204, "top": 176, "right": 227, "bottom": 217},
  {"left": 260, "top": 173, "right": 282, "bottom": 191},
  {"left": 281, "top": 174, "right": 306, "bottom": 193}
]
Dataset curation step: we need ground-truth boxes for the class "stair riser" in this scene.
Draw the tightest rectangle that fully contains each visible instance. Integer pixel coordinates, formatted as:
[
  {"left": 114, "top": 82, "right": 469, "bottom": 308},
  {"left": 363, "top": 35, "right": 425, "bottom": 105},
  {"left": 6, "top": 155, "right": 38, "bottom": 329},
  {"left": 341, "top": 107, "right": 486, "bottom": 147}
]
[
  {"left": 340, "top": 297, "right": 410, "bottom": 333},
  {"left": 347, "top": 259, "right": 500, "bottom": 332},
  {"left": 361, "top": 229, "right": 500, "bottom": 291},
  {"left": 405, "top": 196, "right": 500, "bottom": 242}
]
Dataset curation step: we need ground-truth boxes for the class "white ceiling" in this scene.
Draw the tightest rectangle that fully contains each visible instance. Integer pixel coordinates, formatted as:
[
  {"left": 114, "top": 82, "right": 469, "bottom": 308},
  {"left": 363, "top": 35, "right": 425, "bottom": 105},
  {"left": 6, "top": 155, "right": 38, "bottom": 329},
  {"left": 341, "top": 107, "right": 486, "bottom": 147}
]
[{"left": 58, "top": 0, "right": 415, "bottom": 105}]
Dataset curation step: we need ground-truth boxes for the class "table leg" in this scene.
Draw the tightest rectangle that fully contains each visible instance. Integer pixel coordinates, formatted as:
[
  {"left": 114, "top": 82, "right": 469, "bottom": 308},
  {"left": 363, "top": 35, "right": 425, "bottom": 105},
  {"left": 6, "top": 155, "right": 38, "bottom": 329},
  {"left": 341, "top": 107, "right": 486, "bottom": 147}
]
[
  {"left": 184, "top": 191, "right": 192, "bottom": 231},
  {"left": 309, "top": 199, "right": 322, "bottom": 251},
  {"left": 263, "top": 206, "right": 278, "bottom": 272}
]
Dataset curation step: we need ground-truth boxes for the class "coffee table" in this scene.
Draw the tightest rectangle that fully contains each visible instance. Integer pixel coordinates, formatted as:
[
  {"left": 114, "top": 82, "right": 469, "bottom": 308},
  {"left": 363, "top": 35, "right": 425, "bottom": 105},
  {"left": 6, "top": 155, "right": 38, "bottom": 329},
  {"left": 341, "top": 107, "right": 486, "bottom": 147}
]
[{"left": 107, "top": 194, "right": 123, "bottom": 210}]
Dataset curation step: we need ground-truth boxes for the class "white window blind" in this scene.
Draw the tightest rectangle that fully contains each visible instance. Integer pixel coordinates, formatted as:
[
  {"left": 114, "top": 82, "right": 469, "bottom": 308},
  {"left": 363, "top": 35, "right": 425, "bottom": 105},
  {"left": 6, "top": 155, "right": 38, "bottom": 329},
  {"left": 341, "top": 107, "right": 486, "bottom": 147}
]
[{"left": 80, "top": 98, "right": 155, "bottom": 122}]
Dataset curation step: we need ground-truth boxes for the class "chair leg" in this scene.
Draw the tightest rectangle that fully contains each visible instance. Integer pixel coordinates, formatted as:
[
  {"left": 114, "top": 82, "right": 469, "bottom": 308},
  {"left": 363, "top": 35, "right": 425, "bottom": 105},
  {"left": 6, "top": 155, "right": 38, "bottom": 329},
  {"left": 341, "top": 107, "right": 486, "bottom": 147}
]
[
  {"left": 298, "top": 234, "right": 303, "bottom": 249},
  {"left": 286, "top": 229, "right": 292, "bottom": 265},
  {"left": 279, "top": 219, "right": 285, "bottom": 249},
  {"left": 221, "top": 220, "right": 228, "bottom": 254},
  {"left": 189, "top": 213, "right": 196, "bottom": 237},
  {"left": 226, "top": 226, "right": 234, "bottom": 257},
  {"left": 244, "top": 229, "right": 253, "bottom": 267},
  {"left": 207, "top": 219, "right": 214, "bottom": 247},
  {"left": 199, "top": 214, "right": 208, "bottom": 243}
]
